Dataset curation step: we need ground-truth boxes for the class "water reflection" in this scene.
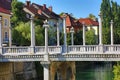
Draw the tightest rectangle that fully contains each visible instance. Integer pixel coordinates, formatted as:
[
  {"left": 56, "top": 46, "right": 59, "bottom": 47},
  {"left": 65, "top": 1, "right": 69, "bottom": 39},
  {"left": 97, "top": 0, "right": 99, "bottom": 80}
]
[{"left": 76, "top": 62, "right": 113, "bottom": 80}]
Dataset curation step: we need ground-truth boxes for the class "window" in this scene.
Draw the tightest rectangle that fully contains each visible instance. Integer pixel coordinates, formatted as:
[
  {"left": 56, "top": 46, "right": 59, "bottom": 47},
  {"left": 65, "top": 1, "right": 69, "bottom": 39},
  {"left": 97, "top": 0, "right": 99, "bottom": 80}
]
[
  {"left": 4, "top": 19, "right": 8, "bottom": 27},
  {"left": 5, "top": 32, "right": 8, "bottom": 39}
]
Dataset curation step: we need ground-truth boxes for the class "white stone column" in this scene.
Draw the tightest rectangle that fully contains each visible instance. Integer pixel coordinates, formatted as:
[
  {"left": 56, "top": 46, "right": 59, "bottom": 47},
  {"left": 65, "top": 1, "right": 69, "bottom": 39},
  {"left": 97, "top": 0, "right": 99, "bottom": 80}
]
[
  {"left": 30, "top": 16, "right": 35, "bottom": 47},
  {"left": 41, "top": 62, "right": 50, "bottom": 80},
  {"left": 43, "top": 20, "right": 49, "bottom": 61},
  {"left": 63, "top": 15, "right": 67, "bottom": 53},
  {"left": 82, "top": 22, "right": 85, "bottom": 45},
  {"left": 110, "top": 20, "right": 113, "bottom": 45},
  {"left": 0, "top": 21, "right": 2, "bottom": 47},
  {"left": 70, "top": 27, "right": 74, "bottom": 45},
  {"left": 57, "top": 22, "right": 60, "bottom": 46},
  {"left": 98, "top": 12, "right": 103, "bottom": 53},
  {"left": 98, "top": 12, "right": 102, "bottom": 45},
  {"left": 0, "top": 17, "right": 2, "bottom": 54},
  {"left": 9, "top": 23, "right": 12, "bottom": 47}
]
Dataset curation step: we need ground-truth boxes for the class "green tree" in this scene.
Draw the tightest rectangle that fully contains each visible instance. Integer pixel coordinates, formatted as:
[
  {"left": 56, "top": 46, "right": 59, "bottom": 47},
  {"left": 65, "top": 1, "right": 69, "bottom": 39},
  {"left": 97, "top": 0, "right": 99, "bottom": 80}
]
[
  {"left": 11, "top": 0, "right": 27, "bottom": 27},
  {"left": 74, "top": 30, "right": 83, "bottom": 45},
  {"left": 113, "top": 62, "right": 120, "bottom": 80},
  {"left": 12, "top": 22, "right": 44, "bottom": 46},
  {"left": 88, "top": 14, "right": 96, "bottom": 20},
  {"left": 85, "top": 30, "right": 96, "bottom": 45}
]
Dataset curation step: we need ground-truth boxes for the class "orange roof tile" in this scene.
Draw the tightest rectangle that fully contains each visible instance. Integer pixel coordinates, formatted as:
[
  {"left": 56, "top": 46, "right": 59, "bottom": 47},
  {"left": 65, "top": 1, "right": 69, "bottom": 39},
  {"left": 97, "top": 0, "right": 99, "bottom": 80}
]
[
  {"left": 79, "top": 18, "right": 99, "bottom": 26},
  {"left": 0, "top": 7, "right": 11, "bottom": 14}
]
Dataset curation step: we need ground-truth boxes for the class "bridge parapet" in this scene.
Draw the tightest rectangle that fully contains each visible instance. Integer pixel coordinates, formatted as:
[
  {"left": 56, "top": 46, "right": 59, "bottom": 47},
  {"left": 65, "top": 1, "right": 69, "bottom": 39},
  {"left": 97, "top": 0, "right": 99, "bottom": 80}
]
[
  {"left": 3, "top": 47, "right": 29, "bottom": 55},
  {"left": 103, "top": 45, "right": 120, "bottom": 54},
  {"left": 2, "top": 46, "right": 62, "bottom": 55},
  {"left": 67, "top": 45, "right": 99, "bottom": 54},
  {"left": 67, "top": 45, "right": 120, "bottom": 54}
]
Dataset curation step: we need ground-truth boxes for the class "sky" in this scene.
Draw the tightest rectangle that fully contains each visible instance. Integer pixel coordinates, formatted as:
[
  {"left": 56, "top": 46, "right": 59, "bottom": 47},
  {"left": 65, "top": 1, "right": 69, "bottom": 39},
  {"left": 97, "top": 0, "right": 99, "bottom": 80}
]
[{"left": 18, "top": 0, "right": 120, "bottom": 18}]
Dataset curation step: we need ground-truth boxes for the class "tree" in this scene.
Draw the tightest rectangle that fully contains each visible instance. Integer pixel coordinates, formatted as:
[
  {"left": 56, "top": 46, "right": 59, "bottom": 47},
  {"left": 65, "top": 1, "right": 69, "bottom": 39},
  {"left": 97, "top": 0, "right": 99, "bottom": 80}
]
[
  {"left": 12, "top": 22, "right": 44, "bottom": 46},
  {"left": 74, "top": 30, "right": 83, "bottom": 45},
  {"left": 113, "top": 62, "right": 120, "bottom": 80},
  {"left": 101, "top": 0, "right": 120, "bottom": 79},
  {"left": 85, "top": 29, "right": 96, "bottom": 45},
  {"left": 11, "top": 0, "right": 27, "bottom": 27},
  {"left": 88, "top": 14, "right": 96, "bottom": 20}
]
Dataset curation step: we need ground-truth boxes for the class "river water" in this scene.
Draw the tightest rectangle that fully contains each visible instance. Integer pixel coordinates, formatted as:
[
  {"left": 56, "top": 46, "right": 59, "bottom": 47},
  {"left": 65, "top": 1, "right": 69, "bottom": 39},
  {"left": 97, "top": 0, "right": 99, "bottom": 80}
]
[{"left": 76, "top": 62, "right": 113, "bottom": 80}]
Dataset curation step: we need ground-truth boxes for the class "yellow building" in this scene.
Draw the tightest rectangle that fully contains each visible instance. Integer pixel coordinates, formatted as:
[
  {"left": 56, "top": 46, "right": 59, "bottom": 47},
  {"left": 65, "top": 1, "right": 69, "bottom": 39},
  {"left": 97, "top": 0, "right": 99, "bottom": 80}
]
[{"left": 0, "top": 7, "right": 11, "bottom": 46}]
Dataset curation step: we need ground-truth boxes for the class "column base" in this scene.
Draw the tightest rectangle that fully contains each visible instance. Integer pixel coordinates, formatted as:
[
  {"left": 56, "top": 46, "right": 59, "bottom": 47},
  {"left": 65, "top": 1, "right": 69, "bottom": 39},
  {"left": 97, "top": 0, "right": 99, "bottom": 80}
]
[{"left": 41, "top": 61, "right": 50, "bottom": 80}]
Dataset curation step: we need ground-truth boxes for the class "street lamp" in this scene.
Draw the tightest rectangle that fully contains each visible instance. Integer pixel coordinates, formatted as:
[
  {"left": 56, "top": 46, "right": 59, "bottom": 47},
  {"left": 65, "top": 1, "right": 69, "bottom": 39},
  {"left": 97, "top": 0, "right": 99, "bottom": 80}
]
[
  {"left": 70, "top": 27, "right": 74, "bottom": 45},
  {"left": 0, "top": 16, "right": 2, "bottom": 47}
]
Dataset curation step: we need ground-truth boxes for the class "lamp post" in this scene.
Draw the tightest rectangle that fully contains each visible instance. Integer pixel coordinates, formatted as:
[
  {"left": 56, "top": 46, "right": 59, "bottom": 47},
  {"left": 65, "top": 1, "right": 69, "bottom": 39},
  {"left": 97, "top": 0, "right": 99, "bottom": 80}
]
[
  {"left": 82, "top": 22, "right": 86, "bottom": 45},
  {"left": 0, "top": 16, "right": 2, "bottom": 47},
  {"left": 70, "top": 27, "right": 74, "bottom": 45},
  {"left": 110, "top": 20, "right": 114, "bottom": 45},
  {"left": 63, "top": 14, "right": 67, "bottom": 53}
]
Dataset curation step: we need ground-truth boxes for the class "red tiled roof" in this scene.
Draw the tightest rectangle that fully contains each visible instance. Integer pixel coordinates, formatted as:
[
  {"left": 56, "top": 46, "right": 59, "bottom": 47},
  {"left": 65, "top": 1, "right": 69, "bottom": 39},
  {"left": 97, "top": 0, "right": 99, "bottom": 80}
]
[
  {"left": 61, "top": 13, "right": 82, "bottom": 32},
  {"left": 33, "top": 3, "right": 60, "bottom": 19},
  {"left": 24, "top": 3, "right": 60, "bottom": 19},
  {"left": 79, "top": 18, "right": 99, "bottom": 26},
  {"left": 0, "top": 0, "right": 12, "bottom": 10},
  {"left": 0, "top": 7, "right": 11, "bottom": 14}
]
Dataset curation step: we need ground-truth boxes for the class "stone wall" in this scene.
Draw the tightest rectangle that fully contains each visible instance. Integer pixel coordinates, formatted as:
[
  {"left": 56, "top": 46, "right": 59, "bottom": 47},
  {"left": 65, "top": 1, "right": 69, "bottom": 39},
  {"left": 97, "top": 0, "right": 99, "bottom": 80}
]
[
  {"left": 50, "top": 61, "right": 76, "bottom": 80},
  {"left": 0, "top": 62, "right": 37, "bottom": 80}
]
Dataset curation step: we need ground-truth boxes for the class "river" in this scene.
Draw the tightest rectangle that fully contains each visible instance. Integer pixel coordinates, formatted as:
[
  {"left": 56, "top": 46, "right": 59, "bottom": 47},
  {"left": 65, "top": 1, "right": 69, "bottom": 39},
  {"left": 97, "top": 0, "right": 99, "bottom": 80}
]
[{"left": 76, "top": 62, "right": 113, "bottom": 80}]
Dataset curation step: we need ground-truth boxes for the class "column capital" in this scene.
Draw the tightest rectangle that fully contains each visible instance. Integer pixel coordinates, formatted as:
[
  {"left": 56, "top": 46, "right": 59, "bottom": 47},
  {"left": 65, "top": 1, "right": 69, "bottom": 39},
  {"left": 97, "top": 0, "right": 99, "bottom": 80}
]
[
  {"left": 43, "top": 20, "right": 49, "bottom": 28},
  {"left": 110, "top": 20, "right": 113, "bottom": 24}
]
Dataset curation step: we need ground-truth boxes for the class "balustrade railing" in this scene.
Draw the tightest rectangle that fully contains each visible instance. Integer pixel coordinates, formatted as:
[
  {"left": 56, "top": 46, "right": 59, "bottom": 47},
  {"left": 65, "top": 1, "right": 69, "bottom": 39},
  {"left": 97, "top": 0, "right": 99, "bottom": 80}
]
[
  {"left": 68, "top": 45, "right": 99, "bottom": 54},
  {"left": 35, "top": 46, "right": 62, "bottom": 54},
  {"left": 3, "top": 47, "right": 29, "bottom": 55},
  {"left": 2, "top": 45, "right": 120, "bottom": 55},
  {"left": 35, "top": 46, "right": 45, "bottom": 54},
  {"left": 104, "top": 45, "right": 120, "bottom": 53},
  {"left": 48, "top": 46, "right": 62, "bottom": 54}
]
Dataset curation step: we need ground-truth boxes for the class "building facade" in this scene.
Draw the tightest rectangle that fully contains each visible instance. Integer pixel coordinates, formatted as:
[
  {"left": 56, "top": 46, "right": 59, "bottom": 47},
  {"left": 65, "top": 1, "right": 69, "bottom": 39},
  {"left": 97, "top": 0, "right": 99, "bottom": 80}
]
[{"left": 0, "top": 6, "right": 11, "bottom": 46}]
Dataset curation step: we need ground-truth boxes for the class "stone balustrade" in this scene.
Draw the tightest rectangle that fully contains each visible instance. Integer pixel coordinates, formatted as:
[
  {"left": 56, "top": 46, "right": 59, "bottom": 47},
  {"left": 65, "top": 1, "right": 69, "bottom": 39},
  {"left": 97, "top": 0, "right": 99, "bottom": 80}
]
[
  {"left": 2, "top": 45, "right": 120, "bottom": 55},
  {"left": 0, "top": 45, "right": 120, "bottom": 62}
]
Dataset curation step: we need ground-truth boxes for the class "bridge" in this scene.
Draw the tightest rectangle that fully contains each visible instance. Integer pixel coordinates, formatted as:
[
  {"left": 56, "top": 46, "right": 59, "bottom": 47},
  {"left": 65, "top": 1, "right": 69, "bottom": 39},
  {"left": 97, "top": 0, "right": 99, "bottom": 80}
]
[
  {"left": 0, "top": 13, "right": 119, "bottom": 62},
  {"left": 0, "top": 13, "right": 119, "bottom": 80},
  {"left": 1, "top": 45, "right": 120, "bottom": 62}
]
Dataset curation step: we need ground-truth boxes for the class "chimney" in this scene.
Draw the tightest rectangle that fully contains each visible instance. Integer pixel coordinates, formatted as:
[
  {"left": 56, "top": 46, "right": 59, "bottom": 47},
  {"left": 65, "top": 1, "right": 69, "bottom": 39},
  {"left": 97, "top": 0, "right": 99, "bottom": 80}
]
[
  {"left": 48, "top": 6, "right": 52, "bottom": 12},
  {"left": 43, "top": 4, "right": 46, "bottom": 10},
  {"left": 38, "top": 9, "right": 42, "bottom": 15},
  {"left": 26, "top": 0, "right": 31, "bottom": 6}
]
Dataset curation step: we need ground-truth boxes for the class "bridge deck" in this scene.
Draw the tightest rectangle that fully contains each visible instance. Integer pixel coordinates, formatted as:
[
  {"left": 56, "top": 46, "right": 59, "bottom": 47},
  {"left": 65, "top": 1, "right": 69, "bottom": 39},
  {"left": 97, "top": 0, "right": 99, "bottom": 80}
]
[{"left": 0, "top": 45, "right": 120, "bottom": 62}]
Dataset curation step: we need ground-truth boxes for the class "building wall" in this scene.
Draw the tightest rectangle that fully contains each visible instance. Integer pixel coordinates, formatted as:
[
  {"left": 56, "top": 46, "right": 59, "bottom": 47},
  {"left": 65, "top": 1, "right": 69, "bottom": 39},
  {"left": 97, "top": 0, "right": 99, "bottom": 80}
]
[
  {"left": 87, "top": 26, "right": 98, "bottom": 35},
  {"left": 0, "top": 62, "right": 14, "bottom": 80},
  {"left": 0, "top": 12, "right": 11, "bottom": 46}
]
